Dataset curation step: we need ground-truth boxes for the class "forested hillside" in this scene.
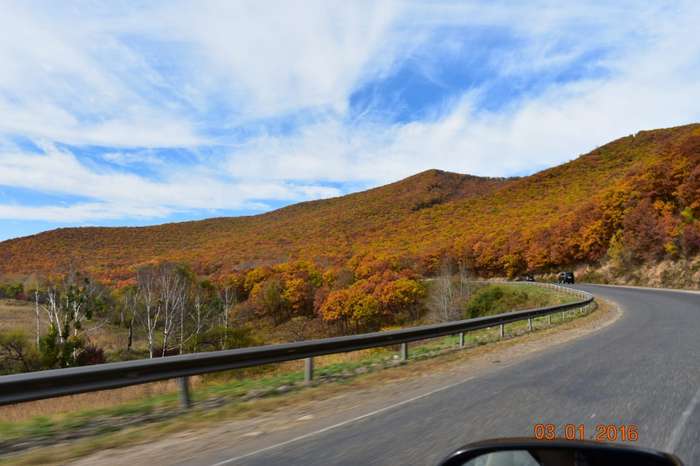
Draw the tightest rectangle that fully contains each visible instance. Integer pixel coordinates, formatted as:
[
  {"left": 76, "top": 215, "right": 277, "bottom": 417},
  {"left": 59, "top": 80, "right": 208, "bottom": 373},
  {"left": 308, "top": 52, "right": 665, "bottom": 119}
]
[
  {"left": 1, "top": 123, "right": 700, "bottom": 284},
  {"left": 2, "top": 123, "right": 700, "bottom": 374}
]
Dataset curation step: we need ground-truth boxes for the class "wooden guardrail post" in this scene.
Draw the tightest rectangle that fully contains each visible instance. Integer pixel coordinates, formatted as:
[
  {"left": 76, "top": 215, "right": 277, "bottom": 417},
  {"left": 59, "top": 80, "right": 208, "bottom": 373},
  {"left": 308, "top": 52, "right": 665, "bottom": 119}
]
[
  {"left": 400, "top": 342, "right": 408, "bottom": 361},
  {"left": 459, "top": 332, "right": 465, "bottom": 348},
  {"left": 499, "top": 324, "right": 505, "bottom": 339},
  {"left": 178, "top": 376, "right": 191, "bottom": 409}
]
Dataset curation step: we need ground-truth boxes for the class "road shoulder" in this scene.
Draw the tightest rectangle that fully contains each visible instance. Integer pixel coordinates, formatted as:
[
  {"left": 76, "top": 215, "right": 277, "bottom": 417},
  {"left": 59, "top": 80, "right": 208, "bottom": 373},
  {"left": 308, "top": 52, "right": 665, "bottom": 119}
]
[{"left": 6, "top": 299, "right": 621, "bottom": 466}]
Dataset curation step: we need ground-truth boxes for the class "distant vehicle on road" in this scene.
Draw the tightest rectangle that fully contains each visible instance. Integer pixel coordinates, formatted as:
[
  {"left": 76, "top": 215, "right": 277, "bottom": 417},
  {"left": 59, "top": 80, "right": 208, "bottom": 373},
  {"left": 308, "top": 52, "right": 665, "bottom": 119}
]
[
  {"left": 557, "top": 271, "right": 575, "bottom": 284},
  {"left": 515, "top": 274, "right": 535, "bottom": 282}
]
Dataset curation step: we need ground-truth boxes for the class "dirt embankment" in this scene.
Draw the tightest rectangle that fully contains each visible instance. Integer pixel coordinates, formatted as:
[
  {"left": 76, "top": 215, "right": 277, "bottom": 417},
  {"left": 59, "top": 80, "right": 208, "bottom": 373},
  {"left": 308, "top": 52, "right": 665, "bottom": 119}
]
[{"left": 575, "top": 257, "right": 700, "bottom": 289}]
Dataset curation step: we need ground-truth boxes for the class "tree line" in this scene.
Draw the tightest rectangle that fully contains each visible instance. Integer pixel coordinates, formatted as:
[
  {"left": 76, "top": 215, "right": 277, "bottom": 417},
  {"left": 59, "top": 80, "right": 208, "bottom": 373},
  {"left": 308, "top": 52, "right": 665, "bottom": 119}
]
[{"left": 1, "top": 258, "right": 476, "bottom": 375}]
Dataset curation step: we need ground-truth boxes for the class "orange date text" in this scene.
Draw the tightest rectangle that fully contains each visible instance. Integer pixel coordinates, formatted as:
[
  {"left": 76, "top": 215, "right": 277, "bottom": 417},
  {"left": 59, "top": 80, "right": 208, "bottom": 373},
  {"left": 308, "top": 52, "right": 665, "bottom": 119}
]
[{"left": 533, "top": 423, "right": 639, "bottom": 442}]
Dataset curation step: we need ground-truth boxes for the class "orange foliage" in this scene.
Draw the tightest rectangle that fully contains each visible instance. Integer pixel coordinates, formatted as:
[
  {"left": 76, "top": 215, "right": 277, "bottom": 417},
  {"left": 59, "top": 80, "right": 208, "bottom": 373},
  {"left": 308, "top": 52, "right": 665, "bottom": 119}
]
[
  {"left": 318, "top": 274, "right": 425, "bottom": 332},
  {"left": 2, "top": 123, "right": 700, "bottom": 285}
]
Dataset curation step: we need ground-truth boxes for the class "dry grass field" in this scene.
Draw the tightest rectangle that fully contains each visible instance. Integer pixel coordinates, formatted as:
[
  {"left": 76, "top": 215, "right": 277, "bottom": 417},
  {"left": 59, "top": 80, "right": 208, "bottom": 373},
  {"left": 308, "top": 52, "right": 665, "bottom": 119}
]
[
  {"left": 0, "top": 298, "right": 130, "bottom": 353},
  {"left": 0, "top": 299, "right": 40, "bottom": 335}
]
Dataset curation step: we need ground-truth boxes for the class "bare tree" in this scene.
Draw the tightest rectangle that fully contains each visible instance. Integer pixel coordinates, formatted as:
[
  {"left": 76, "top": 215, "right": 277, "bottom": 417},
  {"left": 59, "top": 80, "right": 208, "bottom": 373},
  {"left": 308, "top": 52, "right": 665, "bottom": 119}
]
[
  {"left": 192, "top": 293, "right": 204, "bottom": 345},
  {"left": 43, "top": 287, "right": 66, "bottom": 344},
  {"left": 156, "top": 264, "right": 187, "bottom": 357},
  {"left": 25, "top": 272, "right": 42, "bottom": 349},
  {"left": 119, "top": 288, "right": 137, "bottom": 351},
  {"left": 135, "top": 263, "right": 188, "bottom": 357},
  {"left": 458, "top": 261, "right": 471, "bottom": 304},
  {"left": 136, "top": 266, "right": 160, "bottom": 358},
  {"left": 42, "top": 272, "right": 100, "bottom": 344},
  {"left": 34, "top": 289, "right": 40, "bottom": 349},
  {"left": 221, "top": 285, "right": 237, "bottom": 330},
  {"left": 38, "top": 272, "right": 104, "bottom": 366},
  {"left": 0, "top": 331, "right": 39, "bottom": 373},
  {"left": 279, "top": 316, "right": 317, "bottom": 341},
  {"left": 181, "top": 284, "right": 216, "bottom": 353},
  {"left": 428, "top": 262, "right": 458, "bottom": 322}
]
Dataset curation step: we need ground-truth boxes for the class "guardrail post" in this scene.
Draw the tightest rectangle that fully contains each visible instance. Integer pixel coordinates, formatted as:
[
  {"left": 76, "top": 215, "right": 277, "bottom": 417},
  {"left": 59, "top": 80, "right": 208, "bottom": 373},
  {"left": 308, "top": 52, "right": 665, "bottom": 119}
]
[
  {"left": 178, "top": 376, "right": 192, "bottom": 409},
  {"left": 459, "top": 332, "right": 465, "bottom": 348},
  {"left": 528, "top": 318, "right": 533, "bottom": 332},
  {"left": 304, "top": 357, "right": 314, "bottom": 383},
  {"left": 547, "top": 314, "right": 551, "bottom": 326},
  {"left": 499, "top": 324, "right": 505, "bottom": 339},
  {"left": 400, "top": 342, "right": 408, "bottom": 361}
]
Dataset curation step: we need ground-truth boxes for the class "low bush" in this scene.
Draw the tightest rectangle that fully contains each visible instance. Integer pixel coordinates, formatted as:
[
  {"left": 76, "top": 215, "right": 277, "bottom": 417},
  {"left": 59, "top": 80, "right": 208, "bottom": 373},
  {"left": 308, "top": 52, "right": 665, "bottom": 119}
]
[{"left": 0, "top": 330, "right": 41, "bottom": 374}]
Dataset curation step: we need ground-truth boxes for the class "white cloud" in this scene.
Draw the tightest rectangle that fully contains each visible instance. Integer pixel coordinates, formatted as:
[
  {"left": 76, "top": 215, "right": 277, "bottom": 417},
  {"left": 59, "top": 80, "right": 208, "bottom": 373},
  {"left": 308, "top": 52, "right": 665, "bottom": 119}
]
[
  {"left": 0, "top": 143, "right": 341, "bottom": 222},
  {"left": 143, "top": 0, "right": 404, "bottom": 119},
  {"left": 0, "top": 3, "right": 205, "bottom": 148},
  {"left": 223, "top": 1, "right": 700, "bottom": 183},
  {"left": 0, "top": 203, "right": 172, "bottom": 223},
  {"left": 0, "top": 1, "right": 407, "bottom": 148},
  {"left": 1, "top": 1, "right": 700, "bottom": 230}
]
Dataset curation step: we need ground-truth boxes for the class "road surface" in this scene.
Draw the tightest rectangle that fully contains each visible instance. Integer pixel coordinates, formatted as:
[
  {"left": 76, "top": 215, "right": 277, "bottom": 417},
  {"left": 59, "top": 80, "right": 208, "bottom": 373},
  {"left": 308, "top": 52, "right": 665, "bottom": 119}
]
[{"left": 188, "top": 285, "right": 700, "bottom": 465}]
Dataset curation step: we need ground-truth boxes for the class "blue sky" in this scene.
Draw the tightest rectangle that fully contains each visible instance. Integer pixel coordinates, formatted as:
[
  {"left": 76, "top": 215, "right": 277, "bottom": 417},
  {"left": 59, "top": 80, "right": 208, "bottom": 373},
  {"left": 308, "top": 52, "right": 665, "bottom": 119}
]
[{"left": 1, "top": 1, "right": 700, "bottom": 241}]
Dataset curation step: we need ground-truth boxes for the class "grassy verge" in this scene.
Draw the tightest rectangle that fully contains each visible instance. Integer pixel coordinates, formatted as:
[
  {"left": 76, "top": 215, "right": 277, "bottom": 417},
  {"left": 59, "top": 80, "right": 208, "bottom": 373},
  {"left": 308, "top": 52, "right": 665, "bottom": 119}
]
[
  {"left": 1, "top": 299, "right": 604, "bottom": 466},
  {"left": 0, "top": 299, "right": 610, "bottom": 466},
  {"left": 465, "top": 282, "right": 577, "bottom": 317}
]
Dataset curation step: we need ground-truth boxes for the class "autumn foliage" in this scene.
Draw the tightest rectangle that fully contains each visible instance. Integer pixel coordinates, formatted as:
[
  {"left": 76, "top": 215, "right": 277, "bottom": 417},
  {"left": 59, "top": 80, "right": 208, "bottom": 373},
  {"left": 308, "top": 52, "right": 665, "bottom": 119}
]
[{"left": 2, "top": 123, "right": 700, "bottom": 290}]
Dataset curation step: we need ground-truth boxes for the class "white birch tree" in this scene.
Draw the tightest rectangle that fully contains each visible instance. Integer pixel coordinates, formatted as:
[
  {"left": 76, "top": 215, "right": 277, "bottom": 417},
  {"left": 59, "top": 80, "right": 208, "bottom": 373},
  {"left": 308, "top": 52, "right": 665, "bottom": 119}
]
[
  {"left": 428, "top": 261, "right": 461, "bottom": 322},
  {"left": 136, "top": 266, "right": 160, "bottom": 358}
]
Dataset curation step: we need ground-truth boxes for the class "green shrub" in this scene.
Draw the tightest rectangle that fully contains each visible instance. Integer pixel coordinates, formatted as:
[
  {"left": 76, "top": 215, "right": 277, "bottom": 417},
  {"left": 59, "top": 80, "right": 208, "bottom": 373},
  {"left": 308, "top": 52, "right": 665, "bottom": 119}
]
[
  {"left": 465, "top": 286, "right": 531, "bottom": 318},
  {"left": 186, "top": 326, "right": 259, "bottom": 353},
  {"left": 0, "top": 330, "right": 41, "bottom": 374}
]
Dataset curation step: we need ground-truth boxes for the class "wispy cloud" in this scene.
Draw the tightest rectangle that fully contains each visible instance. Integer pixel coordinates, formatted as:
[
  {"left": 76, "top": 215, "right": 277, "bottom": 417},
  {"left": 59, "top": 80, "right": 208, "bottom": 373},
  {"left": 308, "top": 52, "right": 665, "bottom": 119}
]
[
  {"left": 0, "top": 1, "right": 699, "bottom": 239},
  {"left": 0, "top": 2, "right": 205, "bottom": 148},
  {"left": 225, "top": 1, "right": 700, "bottom": 182},
  {"left": 101, "top": 151, "right": 165, "bottom": 167},
  {"left": 0, "top": 143, "right": 341, "bottom": 222}
]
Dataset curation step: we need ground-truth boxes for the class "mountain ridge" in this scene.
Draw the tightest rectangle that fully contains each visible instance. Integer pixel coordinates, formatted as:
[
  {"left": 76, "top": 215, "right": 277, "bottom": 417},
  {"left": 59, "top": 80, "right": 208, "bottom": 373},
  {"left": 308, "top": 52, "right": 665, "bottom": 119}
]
[{"left": 2, "top": 123, "right": 700, "bottom": 282}]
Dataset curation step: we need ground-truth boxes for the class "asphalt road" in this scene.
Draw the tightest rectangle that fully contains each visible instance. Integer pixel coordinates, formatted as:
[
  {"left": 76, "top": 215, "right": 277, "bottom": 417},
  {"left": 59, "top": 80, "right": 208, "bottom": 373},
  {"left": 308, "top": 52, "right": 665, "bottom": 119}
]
[{"left": 198, "top": 285, "right": 700, "bottom": 465}]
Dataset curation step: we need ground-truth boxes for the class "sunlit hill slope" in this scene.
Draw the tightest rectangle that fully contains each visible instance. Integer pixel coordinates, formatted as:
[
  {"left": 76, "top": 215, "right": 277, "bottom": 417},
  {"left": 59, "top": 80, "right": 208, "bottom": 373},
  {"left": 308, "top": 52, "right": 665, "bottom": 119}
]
[{"left": 2, "top": 123, "right": 700, "bottom": 283}]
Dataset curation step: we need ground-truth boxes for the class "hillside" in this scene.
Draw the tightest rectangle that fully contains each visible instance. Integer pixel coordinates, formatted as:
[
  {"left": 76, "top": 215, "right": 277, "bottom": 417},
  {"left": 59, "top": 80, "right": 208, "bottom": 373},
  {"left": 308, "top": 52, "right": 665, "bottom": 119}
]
[
  {"left": 1, "top": 123, "right": 700, "bottom": 283},
  {"left": 0, "top": 171, "right": 511, "bottom": 281}
]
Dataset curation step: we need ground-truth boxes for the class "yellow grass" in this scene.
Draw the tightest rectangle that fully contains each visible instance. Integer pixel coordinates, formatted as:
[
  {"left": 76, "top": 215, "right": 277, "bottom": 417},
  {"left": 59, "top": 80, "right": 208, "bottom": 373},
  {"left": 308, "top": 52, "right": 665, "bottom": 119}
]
[
  {"left": 0, "top": 299, "right": 132, "bottom": 352},
  {"left": 0, "top": 380, "right": 178, "bottom": 423},
  {"left": 0, "top": 299, "right": 40, "bottom": 335},
  {"left": 0, "top": 347, "right": 392, "bottom": 423}
]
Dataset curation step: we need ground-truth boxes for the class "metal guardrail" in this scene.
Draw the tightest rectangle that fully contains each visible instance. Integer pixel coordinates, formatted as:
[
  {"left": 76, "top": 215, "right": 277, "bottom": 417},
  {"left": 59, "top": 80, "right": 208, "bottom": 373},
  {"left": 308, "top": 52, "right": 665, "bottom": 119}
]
[{"left": 0, "top": 283, "right": 593, "bottom": 407}]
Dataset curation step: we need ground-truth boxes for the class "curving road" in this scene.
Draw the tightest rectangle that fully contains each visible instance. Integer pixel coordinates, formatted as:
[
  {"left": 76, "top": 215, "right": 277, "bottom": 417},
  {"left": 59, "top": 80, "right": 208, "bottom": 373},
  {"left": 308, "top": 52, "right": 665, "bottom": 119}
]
[{"left": 187, "top": 285, "right": 700, "bottom": 466}]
